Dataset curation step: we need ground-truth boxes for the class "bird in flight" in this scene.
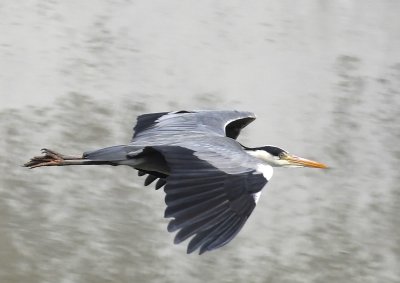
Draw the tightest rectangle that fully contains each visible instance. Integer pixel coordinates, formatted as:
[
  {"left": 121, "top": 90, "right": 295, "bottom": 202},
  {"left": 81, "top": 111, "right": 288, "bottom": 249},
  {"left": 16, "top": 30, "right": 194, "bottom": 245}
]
[{"left": 24, "top": 110, "right": 327, "bottom": 254}]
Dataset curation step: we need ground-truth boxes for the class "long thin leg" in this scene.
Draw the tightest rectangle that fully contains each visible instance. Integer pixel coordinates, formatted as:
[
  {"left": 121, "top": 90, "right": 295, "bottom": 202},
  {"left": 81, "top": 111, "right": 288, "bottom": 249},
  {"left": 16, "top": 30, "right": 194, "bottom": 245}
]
[{"left": 24, "top": 148, "right": 87, "bottom": 168}]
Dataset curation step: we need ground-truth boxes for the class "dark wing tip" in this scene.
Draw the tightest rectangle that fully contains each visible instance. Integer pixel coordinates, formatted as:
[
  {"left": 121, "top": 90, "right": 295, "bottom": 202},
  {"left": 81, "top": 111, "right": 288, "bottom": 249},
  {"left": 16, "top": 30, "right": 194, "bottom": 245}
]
[
  {"left": 144, "top": 175, "right": 157, "bottom": 186},
  {"left": 147, "top": 145, "right": 267, "bottom": 254},
  {"left": 155, "top": 179, "right": 166, "bottom": 190},
  {"left": 225, "top": 117, "right": 256, "bottom": 139},
  {"left": 132, "top": 112, "right": 169, "bottom": 140}
]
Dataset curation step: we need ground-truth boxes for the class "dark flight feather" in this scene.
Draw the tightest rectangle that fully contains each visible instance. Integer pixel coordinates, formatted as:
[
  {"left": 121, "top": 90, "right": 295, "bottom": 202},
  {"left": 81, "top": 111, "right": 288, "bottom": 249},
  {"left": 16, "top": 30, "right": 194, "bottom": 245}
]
[{"left": 148, "top": 146, "right": 267, "bottom": 254}]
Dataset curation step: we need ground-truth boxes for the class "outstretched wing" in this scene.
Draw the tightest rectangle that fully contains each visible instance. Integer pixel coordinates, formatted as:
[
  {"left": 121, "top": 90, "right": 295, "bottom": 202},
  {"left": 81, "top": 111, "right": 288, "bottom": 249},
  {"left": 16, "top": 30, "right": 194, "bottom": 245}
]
[
  {"left": 131, "top": 110, "right": 256, "bottom": 142},
  {"left": 150, "top": 146, "right": 268, "bottom": 254}
]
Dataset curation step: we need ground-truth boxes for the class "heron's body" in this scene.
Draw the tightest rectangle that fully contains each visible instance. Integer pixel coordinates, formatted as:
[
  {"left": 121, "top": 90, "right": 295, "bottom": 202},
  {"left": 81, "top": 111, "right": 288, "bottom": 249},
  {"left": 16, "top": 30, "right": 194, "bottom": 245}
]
[{"left": 25, "top": 110, "right": 326, "bottom": 254}]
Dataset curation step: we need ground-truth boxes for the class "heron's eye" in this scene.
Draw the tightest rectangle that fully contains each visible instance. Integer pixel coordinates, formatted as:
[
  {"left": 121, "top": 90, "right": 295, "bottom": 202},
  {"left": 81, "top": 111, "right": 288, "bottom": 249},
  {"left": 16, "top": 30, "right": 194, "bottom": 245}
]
[{"left": 278, "top": 152, "right": 286, "bottom": 159}]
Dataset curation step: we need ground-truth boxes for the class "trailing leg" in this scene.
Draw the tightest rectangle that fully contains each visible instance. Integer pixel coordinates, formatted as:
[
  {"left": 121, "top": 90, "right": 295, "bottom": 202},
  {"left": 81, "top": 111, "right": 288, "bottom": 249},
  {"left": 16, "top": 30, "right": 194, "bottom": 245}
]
[{"left": 24, "top": 148, "right": 88, "bottom": 168}]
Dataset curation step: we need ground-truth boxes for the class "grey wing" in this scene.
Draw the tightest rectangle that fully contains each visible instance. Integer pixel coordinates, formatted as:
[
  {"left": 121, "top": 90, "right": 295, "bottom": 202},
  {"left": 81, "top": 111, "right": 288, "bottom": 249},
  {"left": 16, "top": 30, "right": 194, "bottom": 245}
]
[
  {"left": 150, "top": 145, "right": 268, "bottom": 254},
  {"left": 131, "top": 110, "right": 256, "bottom": 142}
]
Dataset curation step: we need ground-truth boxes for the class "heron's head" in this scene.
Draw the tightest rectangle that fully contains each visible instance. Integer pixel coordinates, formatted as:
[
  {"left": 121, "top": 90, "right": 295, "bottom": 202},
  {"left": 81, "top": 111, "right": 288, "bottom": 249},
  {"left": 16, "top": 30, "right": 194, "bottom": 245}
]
[{"left": 248, "top": 146, "right": 327, "bottom": 168}]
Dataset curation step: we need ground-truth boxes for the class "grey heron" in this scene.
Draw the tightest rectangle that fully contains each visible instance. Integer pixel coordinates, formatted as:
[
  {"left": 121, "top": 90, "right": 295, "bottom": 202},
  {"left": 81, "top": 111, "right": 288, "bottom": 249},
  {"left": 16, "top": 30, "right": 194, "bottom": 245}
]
[{"left": 24, "top": 110, "right": 327, "bottom": 254}]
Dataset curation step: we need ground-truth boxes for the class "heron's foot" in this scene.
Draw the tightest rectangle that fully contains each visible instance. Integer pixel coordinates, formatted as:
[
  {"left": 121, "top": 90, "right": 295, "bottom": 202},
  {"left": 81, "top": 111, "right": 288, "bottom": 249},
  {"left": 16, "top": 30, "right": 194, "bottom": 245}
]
[{"left": 24, "top": 148, "right": 76, "bottom": 169}]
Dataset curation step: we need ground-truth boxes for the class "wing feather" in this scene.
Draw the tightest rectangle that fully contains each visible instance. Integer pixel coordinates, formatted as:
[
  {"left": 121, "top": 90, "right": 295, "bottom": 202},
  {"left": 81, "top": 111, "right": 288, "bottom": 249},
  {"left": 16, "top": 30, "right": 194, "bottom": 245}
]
[
  {"left": 170, "top": 203, "right": 231, "bottom": 236},
  {"left": 144, "top": 175, "right": 157, "bottom": 186},
  {"left": 155, "top": 179, "right": 166, "bottom": 190},
  {"left": 131, "top": 110, "right": 256, "bottom": 142},
  {"left": 132, "top": 112, "right": 168, "bottom": 139},
  {"left": 150, "top": 146, "right": 268, "bottom": 254},
  {"left": 187, "top": 214, "right": 238, "bottom": 254},
  {"left": 201, "top": 216, "right": 248, "bottom": 253},
  {"left": 165, "top": 194, "right": 227, "bottom": 218},
  {"left": 173, "top": 210, "right": 235, "bottom": 243},
  {"left": 165, "top": 187, "right": 225, "bottom": 207}
]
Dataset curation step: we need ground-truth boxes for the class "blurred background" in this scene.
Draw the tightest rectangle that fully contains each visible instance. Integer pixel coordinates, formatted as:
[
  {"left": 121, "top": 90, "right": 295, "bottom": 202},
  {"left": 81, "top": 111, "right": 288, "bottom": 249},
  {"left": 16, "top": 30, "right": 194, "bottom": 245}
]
[{"left": 1, "top": 1, "right": 399, "bottom": 282}]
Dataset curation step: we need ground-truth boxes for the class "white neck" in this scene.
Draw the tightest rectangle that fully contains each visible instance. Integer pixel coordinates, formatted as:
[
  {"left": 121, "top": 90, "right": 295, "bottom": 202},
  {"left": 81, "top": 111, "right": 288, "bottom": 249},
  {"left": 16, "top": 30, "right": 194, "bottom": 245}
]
[
  {"left": 247, "top": 150, "right": 282, "bottom": 167},
  {"left": 246, "top": 150, "right": 275, "bottom": 180}
]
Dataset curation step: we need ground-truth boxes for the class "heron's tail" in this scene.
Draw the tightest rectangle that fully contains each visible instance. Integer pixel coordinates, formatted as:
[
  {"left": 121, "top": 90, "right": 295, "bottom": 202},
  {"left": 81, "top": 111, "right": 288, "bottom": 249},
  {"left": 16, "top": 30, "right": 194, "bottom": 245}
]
[{"left": 24, "top": 145, "right": 140, "bottom": 169}]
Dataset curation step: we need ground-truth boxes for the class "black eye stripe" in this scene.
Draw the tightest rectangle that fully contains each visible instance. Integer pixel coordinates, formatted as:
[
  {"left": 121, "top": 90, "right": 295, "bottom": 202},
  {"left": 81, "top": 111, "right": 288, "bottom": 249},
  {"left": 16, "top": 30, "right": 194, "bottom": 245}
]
[
  {"left": 261, "top": 146, "right": 286, "bottom": 157},
  {"left": 244, "top": 145, "right": 287, "bottom": 157}
]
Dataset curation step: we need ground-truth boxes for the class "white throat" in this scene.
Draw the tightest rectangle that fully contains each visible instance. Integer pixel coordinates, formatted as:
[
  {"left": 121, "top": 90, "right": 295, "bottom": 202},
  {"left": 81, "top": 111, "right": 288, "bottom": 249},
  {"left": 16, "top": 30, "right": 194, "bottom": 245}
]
[
  {"left": 246, "top": 150, "right": 275, "bottom": 180},
  {"left": 247, "top": 150, "right": 280, "bottom": 166}
]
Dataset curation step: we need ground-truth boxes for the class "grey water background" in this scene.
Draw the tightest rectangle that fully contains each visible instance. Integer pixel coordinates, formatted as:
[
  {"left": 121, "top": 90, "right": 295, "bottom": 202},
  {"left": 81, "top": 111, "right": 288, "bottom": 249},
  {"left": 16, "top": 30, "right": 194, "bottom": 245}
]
[{"left": 1, "top": 1, "right": 400, "bottom": 282}]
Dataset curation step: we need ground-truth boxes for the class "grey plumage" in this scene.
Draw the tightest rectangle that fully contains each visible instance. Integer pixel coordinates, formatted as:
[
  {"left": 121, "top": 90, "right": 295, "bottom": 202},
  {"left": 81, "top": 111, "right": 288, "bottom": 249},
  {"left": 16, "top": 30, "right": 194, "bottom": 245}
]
[
  {"left": 28, "top": 110, "right": 327, "bottom": 254},
  {"left": 80, "top": 110, "right": 269, "bottom": 254}
]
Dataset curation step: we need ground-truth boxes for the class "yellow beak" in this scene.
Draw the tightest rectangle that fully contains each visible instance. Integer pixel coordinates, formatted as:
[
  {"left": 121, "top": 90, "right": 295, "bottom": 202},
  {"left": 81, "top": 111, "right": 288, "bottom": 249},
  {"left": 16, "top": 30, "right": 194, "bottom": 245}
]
[{"left": 284, "top": 154, "right": 328, "bottom": 169}]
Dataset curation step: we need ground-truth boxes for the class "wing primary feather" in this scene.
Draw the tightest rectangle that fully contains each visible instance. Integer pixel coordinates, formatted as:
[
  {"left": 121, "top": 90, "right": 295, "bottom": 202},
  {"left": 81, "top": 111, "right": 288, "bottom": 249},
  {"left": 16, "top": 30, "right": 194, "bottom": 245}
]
[
  {"left": 204, "top": 216, "right": 248, "bottom": 252},
  {"left": 229, "top": 195, "right": 256, "bottom": 215},
  {"left": 199, "top": 217, "right": 245, "bottom": 254},
  {"left": 144, "top": 175, "right": 157, "bottom": 186},
  {"left": 164, "top": 194, "right": 227, "bottom": 218},
  {"left": 155, "top": 179, "right": 166, "bottom": 190},
  {"left": 186, "top": 214, "right": 236, "bottom": 254},
  {"left": 173, "top": 209, "right": 235, "bottom": 243},
  {"left": 165, "top": 185, "right": 225, "bottom": 207},
  {"left": 168, "top": 202, "right": 230, "bottom": 233},
  {"left": 132, "top": 112, "right": 168, "bottom": 139},
  {"left": 165, "top": 176, "right": 225, "bottom": 194}
]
